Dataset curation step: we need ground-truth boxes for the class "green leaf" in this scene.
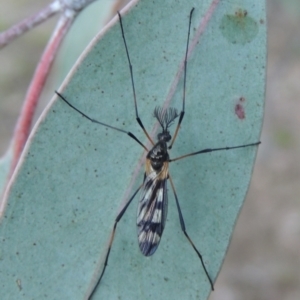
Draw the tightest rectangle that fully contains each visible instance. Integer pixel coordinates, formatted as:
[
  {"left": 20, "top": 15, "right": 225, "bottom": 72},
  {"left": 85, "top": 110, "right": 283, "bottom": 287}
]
[{"left": 0, "top": 1, "right": 266, "bottom": 299}]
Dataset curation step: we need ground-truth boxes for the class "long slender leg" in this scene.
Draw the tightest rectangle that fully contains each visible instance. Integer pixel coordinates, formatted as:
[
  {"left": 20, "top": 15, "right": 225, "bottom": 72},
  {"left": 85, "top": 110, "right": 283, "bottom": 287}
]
[
  {"left": 169, "top": 8, "right": 194, "bottom": 150},
  {"left": 118, "top": 12, "right": 154, "bottom": 145},
  {"left": 88, "top": 185, "right": 142, "bottom": 300},
  {"left": 56, "top": 91, "right": 148, "bottom": 151},
  {"left": 168, "top": 175, "right": 214, "bottom": 290},
  {"left": 169, "top": 141, "right": 261, "bottom": 163}
]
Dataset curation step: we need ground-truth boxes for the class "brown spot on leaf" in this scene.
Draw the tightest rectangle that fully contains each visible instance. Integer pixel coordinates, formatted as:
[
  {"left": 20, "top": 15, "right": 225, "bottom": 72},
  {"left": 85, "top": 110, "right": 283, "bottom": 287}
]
[
  {"left": 235, "top": 97, "right": 246, "bottom": 119},
  {"left": 235, "top": 9, "right": 248, "bottom": 18}
]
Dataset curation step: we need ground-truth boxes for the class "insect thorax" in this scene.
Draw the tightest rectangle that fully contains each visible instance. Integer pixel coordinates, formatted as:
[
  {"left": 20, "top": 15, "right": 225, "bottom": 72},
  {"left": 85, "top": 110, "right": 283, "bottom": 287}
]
[
  {"left": 146, "top": 106, "right": 178, "bottom": 171},
  {"left": 147, "top": 141, "right": 169, "bottom": 171}
]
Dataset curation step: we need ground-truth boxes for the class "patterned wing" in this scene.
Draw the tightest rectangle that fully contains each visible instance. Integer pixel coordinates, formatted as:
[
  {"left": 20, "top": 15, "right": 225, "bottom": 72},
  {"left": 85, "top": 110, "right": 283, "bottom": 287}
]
[{"left": 137, "top": 160, "right": 169, "bottom": 256}]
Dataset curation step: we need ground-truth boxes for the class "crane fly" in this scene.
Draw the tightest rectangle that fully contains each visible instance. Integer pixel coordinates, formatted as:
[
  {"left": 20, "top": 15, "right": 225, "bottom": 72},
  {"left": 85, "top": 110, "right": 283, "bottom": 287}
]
[{"left": 55, "top": 8, "right": 260, "bottom": 299}]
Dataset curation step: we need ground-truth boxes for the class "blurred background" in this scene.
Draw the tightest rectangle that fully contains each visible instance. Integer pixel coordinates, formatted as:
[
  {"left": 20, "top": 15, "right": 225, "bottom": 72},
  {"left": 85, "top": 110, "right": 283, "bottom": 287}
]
[{"left": 0, "top": 1, "right": 299, "bottom": 299}]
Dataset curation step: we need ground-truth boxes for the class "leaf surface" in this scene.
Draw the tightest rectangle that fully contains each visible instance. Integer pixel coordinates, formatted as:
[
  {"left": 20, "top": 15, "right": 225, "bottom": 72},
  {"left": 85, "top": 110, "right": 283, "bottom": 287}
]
[{"left": 0, "top": 0, "right": 266, "bottom": 299}]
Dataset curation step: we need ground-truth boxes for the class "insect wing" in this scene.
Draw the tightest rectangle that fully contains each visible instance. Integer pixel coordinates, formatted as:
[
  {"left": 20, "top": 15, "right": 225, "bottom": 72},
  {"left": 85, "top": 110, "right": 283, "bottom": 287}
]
[{"left": 137, "top": 162, "right": 168, "bottom": 256}]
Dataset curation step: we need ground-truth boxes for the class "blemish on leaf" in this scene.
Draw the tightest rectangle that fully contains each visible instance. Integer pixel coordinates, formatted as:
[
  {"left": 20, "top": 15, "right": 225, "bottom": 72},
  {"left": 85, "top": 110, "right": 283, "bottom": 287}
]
[
  {"left": 235, "top": 97, "right": 246, "bottom": 119},
  {"left": 220, "top": 9, "right": 259, "bottom": 45},
  {"left": 16, "top": 279, "right": 22, "bottom": 291}
]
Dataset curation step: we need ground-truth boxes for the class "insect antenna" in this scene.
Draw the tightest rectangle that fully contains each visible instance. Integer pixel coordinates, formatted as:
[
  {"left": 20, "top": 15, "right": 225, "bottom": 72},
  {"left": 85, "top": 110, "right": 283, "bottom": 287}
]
[{"left": 153, "top": 106, "right": 179, "bottom": 130}]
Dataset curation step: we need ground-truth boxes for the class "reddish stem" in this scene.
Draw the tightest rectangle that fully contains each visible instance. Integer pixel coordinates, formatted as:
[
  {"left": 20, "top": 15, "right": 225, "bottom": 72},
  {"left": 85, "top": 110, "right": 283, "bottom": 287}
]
[{"left": 11, "top": 14, "right": 75, "bottom": 175}]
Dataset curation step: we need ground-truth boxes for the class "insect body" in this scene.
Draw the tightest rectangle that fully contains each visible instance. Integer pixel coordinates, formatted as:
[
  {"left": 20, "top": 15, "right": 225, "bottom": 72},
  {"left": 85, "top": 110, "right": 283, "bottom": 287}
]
[
  {"left": 56, "top": 8, "right": 260, "bottom": 300},
  {"left": 137, "top": 107, "right": 178, "bottom": 256}
]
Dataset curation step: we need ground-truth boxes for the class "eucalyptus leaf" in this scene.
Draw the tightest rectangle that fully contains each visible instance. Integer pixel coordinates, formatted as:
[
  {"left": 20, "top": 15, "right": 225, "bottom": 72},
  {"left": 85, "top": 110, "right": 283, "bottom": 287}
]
[{"left": 0, "top": 0, "right": 266, "bottom": 299}]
